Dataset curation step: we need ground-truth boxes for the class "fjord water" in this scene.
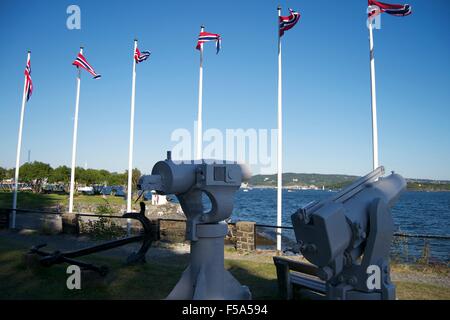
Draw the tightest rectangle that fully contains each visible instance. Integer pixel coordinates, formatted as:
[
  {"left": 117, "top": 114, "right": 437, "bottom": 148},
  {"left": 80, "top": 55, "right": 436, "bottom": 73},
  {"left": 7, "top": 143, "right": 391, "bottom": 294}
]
[{"left": 231, "top": 189, "right": 450, "bottom": 262}]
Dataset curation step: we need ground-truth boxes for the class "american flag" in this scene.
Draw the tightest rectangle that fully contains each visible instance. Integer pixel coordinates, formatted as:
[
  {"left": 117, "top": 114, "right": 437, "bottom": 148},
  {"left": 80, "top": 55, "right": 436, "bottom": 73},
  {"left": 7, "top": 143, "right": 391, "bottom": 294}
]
[
  {"left": 279, "top": 8, "right": 301, "bottom": 37},
  {"left": 135, "top": 47, "right": 151, "bottom": 63},
  {"left": 24, "top": 57, "right": 33, "bottom": 101},
  {"left": 368, "top": 0, "right": 412, "bottom": 18},
  {"left": 196, "top": 31, "right": 221, "bottom": 54},
  {"left": 72, "top": 52, "right": 101, "bottom": 79}
]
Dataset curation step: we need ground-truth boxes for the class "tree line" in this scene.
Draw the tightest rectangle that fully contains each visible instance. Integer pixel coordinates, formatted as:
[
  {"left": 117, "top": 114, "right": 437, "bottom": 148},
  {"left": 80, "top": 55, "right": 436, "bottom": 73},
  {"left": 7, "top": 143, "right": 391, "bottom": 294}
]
[{"left": 0, "top": 162, "right": 141, "bottom": 193}]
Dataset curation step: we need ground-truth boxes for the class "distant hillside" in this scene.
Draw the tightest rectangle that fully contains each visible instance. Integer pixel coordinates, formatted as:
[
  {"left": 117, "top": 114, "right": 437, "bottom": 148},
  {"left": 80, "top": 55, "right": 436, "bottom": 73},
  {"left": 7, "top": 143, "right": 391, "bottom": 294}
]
[
  {"left": 406, "top": 180, "right": 450, "bottom": 191},
  {"left": 249, "top": 173, "right": 450, "bottom": 191},
  {"left": 249, "top": 173, "right": 359, "bottom": 189}
]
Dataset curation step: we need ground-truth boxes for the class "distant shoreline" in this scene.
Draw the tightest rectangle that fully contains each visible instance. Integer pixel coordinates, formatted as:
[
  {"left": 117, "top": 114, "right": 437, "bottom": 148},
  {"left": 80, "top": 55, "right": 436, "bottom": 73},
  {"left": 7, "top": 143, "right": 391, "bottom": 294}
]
[
  {"left": 246, "top": 185, "right": 450, "bottom": 192},
  {"left": 248, "top": 173, "right": 450, "bottom": 193}
]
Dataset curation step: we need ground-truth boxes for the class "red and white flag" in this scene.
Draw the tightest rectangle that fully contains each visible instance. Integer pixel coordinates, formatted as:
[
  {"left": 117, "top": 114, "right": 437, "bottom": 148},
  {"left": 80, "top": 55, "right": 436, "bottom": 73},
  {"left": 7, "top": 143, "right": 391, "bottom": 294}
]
[
  {"left": 134, "top": 47, "right": 151, "bottom": 63},
  {"left": 72, "top": 53, "right": 101, "bottom": 79},
  {"left": 279, "top": 8, "right": 301, "bottom": 37},
  {"left": 196, "top": 31, "right": 222, "bottom": 54},
  {"left": 368, "top": 0, "right": 412, "bottom": 18},
  {"left": 24, "top": 57, "right": 33, "bottom": 101}
]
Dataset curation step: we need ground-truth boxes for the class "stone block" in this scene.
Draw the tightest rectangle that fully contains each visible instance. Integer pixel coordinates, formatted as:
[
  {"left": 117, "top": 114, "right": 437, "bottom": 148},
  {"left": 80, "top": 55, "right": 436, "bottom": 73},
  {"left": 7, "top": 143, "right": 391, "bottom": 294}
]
[{"left": 62, "top": 212, "right": 79, "bottom": 234}]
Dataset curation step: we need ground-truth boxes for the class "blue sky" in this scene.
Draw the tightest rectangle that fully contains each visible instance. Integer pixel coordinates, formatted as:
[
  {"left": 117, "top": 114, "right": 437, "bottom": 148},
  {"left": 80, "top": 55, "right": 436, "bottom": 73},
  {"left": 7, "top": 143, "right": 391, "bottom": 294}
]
[{"left": 0, "top": 0, "right": 449, "bottom": 180}]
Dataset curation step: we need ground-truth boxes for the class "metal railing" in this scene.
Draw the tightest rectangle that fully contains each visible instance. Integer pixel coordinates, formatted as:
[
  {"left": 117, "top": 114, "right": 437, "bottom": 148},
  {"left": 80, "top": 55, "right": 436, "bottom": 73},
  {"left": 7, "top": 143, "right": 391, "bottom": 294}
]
[
  {"left": 251, "top": 223, "right": 450, "bottom": 240},
  {"left": 2, "top": 207, "right": 450, "bottom": 244}
]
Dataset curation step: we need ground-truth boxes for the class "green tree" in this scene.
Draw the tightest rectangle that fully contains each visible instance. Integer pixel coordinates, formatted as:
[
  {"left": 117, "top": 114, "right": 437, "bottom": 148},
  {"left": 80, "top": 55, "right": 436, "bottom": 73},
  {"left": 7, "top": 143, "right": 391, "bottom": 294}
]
[
  {"left": 125, "top": 168, "right": 142, "bottom": 190},
  {"left": 0, "top": 167, "right": 6, "bottom": 181},
  {"left": 98, "top": 169, "right": 111, "bottom": 185},
  {"left": 19, "top": 161, "right": 53, "bottom": 192},
  {"left": 108, "top": 172, "right": 126, "bottom": 186},
  {"left": 75, "top": 167, "right": 86, "bottom": 184},
  {"left": 49, "top": 166, "right": 71, "bottom": 184},
  {"left": 6, "top": 168, "right": 14, "bottom": 179}
]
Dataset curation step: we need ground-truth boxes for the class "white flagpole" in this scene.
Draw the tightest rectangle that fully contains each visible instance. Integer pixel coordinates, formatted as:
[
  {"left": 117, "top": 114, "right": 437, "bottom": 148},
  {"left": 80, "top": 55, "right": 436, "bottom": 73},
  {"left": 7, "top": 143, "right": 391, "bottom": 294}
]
[
  {"left": 126, "top": 39, "right": 138, "bottom": 234},
  {"left": 69, "top": 47, "right": 83, "bottom": 213},
  {"left": 368, "top": 18, "right": 379, "bottom": 170},
  {"left": 11, "top": 51, "right": 31, "bottom": 228},
  {"left": 276, "top": 6, "right": 283, "bottom": 252},
  {"left": 196, "top": 26, "right": 205, "bottom": 160}
]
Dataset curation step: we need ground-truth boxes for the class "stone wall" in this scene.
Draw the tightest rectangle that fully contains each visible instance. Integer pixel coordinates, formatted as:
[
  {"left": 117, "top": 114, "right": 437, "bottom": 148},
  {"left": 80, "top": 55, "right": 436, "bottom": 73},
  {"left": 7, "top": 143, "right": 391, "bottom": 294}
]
[
  {"left": 61, "top": 212, "right": 79, "bottom": 234},
  {"left": 157, "top": 220, "right": 256, "bottom": 252},
  {"left": 225, "top": 223, "right": 237, "bottom": 244},
  {"left": 159, "top": 220, "right": 186, "bottom": 242},
  {"left": 7, "top": 208, "right": 257, "bottom": 252},
  {"left": 235, "top": 221, "right": 256, "bottom": 252}
]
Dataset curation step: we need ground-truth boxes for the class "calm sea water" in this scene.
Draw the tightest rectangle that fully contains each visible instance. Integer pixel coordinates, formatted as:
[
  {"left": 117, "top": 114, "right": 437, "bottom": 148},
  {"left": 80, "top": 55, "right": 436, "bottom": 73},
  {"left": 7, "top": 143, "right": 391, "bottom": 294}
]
[{"left": 231, "top": 189, "right": 450, "bottom": 262}]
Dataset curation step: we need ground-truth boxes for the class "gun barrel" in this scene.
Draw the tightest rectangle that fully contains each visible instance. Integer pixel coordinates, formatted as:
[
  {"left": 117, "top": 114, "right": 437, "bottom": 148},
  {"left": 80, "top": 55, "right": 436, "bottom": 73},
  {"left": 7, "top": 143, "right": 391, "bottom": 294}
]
[
  {"left": 137, "top": 174, "right": 162, "bottom": 191},
  {"left": 302, "top": 166, "right": 385, "bottom": 215}
]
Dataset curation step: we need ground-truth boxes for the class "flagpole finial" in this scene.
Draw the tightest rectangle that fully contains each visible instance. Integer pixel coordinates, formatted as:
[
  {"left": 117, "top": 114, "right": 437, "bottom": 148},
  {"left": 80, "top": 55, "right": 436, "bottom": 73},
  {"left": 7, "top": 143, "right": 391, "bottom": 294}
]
[
  {"left": 134, "top": 38, "right": 138, "bottom": 42},
  {"left": 277, "top": 5, "right": 282, "bottom": 10},
  {"left": 200, "top": 25, "right": 205, "bottom": 29}
]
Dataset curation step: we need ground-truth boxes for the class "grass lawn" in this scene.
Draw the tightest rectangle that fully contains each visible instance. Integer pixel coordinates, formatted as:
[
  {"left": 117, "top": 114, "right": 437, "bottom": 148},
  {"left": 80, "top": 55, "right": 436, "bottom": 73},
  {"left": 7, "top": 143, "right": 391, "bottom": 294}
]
[
  {"left": 0, "top": 192, "right": 67, "bottom": 210},
  {"left": 0, "top": 236, "right": 448, "bottom": 300},
  {"left": 0, "top": 191, "right": 135, "bottom": 212},
  {"left": 396, "top": 282, "right": 450, "bottom": 300},
  {"left": 0, "top": 238, "right": 278, "bottom": 300}
]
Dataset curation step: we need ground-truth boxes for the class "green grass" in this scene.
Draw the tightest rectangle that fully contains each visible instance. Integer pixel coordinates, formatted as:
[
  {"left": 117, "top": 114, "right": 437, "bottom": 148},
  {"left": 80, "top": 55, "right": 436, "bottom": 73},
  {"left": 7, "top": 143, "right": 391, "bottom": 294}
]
[
  {"left": 0, "top": 192, "right": 66, "bottom": 210},
  {"left": 1, "top": 235, "right": 448, "bottom": 300},
  {"left": 0, "top": 191, "right": 132, "bottom": 212},
  {"left": 0, "top": 238, "right": 278, "bottom": 300},
  {"left": 395, "top": 281, "right": 450, "bottom": 300},
  {"left": 0, "top": 249, "right": 182, "bottom": 299}
]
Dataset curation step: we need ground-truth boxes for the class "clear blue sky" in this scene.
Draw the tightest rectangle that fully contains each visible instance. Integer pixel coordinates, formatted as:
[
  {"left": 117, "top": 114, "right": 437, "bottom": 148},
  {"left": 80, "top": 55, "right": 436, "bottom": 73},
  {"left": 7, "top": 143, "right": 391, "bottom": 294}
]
[{"left": 1, "top": 0, "right": 449, "bottom": 180}]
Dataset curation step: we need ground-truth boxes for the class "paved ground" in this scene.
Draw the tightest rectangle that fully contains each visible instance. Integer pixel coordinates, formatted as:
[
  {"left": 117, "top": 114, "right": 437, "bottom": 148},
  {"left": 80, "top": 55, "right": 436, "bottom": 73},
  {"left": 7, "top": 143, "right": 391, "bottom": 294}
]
[{"left": 0, "top": 229, "right": 189, "bottom": 261}]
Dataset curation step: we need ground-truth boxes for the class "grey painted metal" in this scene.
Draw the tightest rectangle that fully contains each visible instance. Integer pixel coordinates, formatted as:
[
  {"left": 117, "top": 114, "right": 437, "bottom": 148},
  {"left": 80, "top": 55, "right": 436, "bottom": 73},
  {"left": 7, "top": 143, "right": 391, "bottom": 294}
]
[
  {"left": 137, "top": 152, "right": 251, "bottom": 300},
  {"left": 291, "top": 167, "right": 406, "bottom": 300}
]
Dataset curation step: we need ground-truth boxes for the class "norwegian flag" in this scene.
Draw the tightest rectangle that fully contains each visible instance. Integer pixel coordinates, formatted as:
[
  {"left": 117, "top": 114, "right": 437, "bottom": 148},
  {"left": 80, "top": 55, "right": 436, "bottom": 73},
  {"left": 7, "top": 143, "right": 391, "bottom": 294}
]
[
  {"left": 72, "top": 52, "right": 101, "bottom": 79},
  {"left": 24, "top": 57, "right": 33, "bottom": 101},
  {"left": 368, "top": 0, "right": 412, "bottom": 18},
  {"left": 135, "top": 47, "right": 151, "bottom": 63},
  {"left": 279, "top": 8, "right": 301, "bottom": 37},
  {"left": 196, "top": 31, "right": 221, "bottom": 54}
]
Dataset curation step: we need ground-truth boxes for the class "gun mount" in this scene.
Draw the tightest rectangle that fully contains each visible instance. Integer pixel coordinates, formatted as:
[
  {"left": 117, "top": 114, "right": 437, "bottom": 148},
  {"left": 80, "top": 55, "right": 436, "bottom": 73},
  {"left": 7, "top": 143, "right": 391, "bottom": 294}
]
[
  {"left": 290, "top": 167, "right": 406, "bottom": 300},
  {"left": 137, "top": 151, "right": 251, "bottom": 300}
]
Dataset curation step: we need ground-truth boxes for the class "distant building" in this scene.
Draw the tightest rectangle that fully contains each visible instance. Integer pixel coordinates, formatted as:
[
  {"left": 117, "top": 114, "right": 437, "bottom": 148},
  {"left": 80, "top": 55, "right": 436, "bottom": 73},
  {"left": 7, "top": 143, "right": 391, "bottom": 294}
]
[{"left": 151, "top": 192, "right": 167, "bottom": 205}]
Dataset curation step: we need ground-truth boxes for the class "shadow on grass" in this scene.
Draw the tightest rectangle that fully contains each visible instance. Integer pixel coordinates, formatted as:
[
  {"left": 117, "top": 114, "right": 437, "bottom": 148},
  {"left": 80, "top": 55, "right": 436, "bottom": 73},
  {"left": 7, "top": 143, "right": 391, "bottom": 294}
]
[
  {"left": 0, "top": 235, "right": 279, "bottom": 300},
  {"left": 0, "top": 245, "right": 190, "bottom": 299},
  {"left": 226, "top": 260, "right": 279, "bottom": 300}
]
